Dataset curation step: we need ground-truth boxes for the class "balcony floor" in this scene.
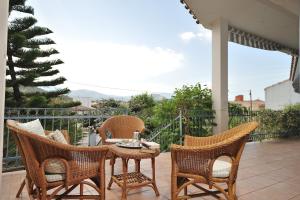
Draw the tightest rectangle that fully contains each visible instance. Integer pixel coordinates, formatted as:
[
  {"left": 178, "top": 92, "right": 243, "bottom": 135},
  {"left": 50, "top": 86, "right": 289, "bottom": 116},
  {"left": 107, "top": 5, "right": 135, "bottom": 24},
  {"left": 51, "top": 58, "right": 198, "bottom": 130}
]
[{"left": 2, "top": 138, "right": 300, "bottom": 200}]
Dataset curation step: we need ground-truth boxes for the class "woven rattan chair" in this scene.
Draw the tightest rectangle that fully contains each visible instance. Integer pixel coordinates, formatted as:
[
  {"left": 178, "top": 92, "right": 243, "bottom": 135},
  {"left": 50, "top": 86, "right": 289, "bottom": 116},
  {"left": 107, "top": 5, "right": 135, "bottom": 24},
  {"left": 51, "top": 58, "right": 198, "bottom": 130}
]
[
  {"left": 7, "top": 120, "right": 108, "bottom": 200},
  {"left": 171, "top": 121, "right": 258, "bottom": 200},
  {"left": 98, "top": 115, "right": 145, "bottom": 144}
]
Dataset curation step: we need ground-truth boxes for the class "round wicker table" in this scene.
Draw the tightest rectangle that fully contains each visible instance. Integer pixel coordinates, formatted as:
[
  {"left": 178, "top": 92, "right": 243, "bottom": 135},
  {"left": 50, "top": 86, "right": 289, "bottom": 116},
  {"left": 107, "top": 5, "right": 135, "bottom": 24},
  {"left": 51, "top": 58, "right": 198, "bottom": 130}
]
[{"left": 108, "top": 145, "right": 160, "bottom": 200}]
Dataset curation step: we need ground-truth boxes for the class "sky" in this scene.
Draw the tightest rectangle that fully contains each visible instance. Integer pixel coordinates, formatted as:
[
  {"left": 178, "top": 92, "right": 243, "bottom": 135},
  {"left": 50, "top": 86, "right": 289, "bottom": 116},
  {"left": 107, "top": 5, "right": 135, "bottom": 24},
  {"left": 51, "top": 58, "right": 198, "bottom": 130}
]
[{"left": 24, "top": 0, "right": 291, "bottom": 100}]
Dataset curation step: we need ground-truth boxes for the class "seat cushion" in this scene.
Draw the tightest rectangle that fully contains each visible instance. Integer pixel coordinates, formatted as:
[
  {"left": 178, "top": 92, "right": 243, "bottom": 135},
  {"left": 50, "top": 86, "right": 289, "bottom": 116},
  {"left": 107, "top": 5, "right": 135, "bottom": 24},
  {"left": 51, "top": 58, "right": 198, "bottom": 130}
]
[
  {"left": 212, "top": 160, "right": 232, "bottom": 178},
  {"left": 45, "top": 173, "right": 65, "bottom": 182},
  {"left": 17, "top": 119, "right": 45, "bottom": 136}
]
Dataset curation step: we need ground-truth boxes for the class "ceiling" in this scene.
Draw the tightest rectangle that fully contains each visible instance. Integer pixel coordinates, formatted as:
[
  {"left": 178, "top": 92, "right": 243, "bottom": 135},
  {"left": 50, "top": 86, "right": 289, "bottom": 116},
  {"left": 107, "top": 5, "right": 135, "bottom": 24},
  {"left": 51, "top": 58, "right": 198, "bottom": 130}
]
[
  {"left": 267, "top": 0, "right": 300, "bottom": 16},
  {"left": 183, "top": 0, "right": 299, "bottom": 50}
]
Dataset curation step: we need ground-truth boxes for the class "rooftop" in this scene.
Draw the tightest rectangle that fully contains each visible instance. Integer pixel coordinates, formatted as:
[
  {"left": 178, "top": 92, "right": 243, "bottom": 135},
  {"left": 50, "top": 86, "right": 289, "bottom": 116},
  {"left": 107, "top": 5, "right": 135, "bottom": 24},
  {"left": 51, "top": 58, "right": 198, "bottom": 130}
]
[{"left": 3, "top": 138, "right": 300, "bottom": 200}]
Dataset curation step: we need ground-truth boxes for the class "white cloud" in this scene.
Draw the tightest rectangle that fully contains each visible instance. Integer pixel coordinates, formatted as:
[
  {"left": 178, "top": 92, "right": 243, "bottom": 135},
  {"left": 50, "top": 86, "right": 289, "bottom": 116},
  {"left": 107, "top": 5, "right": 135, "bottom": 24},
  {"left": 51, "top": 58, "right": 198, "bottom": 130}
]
[
  {"left": 180, "top": 25, "right": 211, "bottom": 42},
  {"left": 56, "top": 41, "right": 184, "bottom": 96},
  {"left": 180, "top": 32, "right": 196, "bottom": 41}
]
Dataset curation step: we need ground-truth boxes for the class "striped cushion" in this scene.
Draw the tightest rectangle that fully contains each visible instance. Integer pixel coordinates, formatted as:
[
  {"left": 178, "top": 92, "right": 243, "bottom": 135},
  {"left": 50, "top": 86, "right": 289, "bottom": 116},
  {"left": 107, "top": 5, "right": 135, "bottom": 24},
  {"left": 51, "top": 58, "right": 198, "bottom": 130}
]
[
  {"left": 45, "top": 130, "right": 67, "bottom": 174},
  {"left": 47, "top": 130, "right": 68, "bottom": 144},
  {"left": 212, "top": 160, "right": 231, "bottom": 178},
  {"left": 45, "top": 174, "right": 65, "bottom": 182}
]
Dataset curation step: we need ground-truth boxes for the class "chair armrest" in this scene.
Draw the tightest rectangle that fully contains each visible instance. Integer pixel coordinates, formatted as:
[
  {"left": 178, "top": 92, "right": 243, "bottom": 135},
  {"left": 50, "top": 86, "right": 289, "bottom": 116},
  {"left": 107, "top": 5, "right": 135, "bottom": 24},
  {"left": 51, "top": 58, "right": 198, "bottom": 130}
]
[
  {"left": 184, "top": 134, "right": 223, "bottom": 147},
  {"left": 97, "top": 127, "right": 107, "bottom": 143},
  {"left": 31, "top": 136, "right": 109, "bottom": 163}
]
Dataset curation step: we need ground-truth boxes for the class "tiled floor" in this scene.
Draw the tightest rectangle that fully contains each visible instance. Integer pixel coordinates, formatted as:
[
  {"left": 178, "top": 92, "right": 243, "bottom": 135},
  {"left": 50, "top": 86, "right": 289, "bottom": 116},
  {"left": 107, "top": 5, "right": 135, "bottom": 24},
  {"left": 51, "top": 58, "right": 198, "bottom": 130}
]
[{"left": 3, "top": 138, "right": 300, "bottom": 200}]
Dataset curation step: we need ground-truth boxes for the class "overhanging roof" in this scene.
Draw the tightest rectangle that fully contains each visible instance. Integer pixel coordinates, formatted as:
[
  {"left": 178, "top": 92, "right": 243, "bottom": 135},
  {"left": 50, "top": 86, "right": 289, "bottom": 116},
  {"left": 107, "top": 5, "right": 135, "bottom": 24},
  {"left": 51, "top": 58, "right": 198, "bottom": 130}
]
[{"left": 182, "top": 0, "right": 299, "bottom": 51}]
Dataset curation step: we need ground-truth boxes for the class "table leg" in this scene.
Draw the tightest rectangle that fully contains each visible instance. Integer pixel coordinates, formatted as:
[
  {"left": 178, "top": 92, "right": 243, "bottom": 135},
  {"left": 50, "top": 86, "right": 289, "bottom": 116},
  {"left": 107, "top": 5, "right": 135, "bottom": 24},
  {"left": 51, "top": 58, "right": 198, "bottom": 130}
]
[
  {"left": 108, "top": 155, "right": 116, "bottom": 190},
  {"left": 135, "top": 159, "right": 141, "bottom": 173},
  {"left": 151, "top": 158, "right": 160, "bottom": 196},
  {"left": 121, "top": 158, "right": 128, "bottom": 200}
]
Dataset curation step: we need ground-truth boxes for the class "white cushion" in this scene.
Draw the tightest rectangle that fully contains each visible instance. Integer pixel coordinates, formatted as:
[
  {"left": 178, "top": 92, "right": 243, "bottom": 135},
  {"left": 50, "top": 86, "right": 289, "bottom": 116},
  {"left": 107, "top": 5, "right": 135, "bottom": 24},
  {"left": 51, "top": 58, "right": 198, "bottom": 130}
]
[
  {"left": 18, "top": 119, "right": 45, "bottom": 136},
  {"left": 45, "top": 130, "right": 67, "bottom": 174},
  {"left": 212, "top": 160, "right": 232, "bottom": 178},
  {"left": 45, "top": 174, "right": 65, "bottom": 182}
]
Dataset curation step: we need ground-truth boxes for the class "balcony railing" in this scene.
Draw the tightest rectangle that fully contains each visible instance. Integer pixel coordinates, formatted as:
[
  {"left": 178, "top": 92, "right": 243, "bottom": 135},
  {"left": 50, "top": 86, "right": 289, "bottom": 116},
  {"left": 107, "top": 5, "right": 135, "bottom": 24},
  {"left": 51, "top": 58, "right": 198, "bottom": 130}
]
[
  {"left": 3, "top": 107, "right": 128, "bottom": 172},
  {"left": 3, "top": 107, "right": 300, "bottom": 172}
]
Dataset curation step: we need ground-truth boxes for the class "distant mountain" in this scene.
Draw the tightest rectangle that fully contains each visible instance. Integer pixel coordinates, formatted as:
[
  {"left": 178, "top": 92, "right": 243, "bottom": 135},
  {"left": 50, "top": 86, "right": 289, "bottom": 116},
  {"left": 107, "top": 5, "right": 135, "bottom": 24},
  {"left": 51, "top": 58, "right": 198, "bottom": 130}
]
[
  {"left": 151, "top": 92, "right": 173, "bottom": 101},
  {"left": 68, "top": 89, "right": 172, "bottom": 101},
  {"left": 69, "top": 89, "right": 131, "bottom": 101}
]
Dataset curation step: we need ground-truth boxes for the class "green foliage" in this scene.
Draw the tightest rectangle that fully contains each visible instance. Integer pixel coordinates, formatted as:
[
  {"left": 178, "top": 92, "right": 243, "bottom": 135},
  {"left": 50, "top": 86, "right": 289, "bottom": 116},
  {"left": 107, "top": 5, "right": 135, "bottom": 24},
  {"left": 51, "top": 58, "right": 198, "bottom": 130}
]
[
  {"left": 102, "top": 99, "right": 122, "bottom": 108},
  {"left": 229, "top": 103, "right": 248, "bottom": 114},
  {"left": 129, "top": 93, "right": 155, "bottom": 113},
  {"left": 173, "top": 83, "right": 212, "bottom": 115},
  {"left": 6, "top": 0, "right": 75, "bottom": 108},
  {"left": 152, "top": 99, "right": 177, "bottom": 126},
  {"left": 255, "top": 105, "right": 300, "bottom": 138},
  {"left": 281, "top": 104, "right": 300, "bottom": 135},
  {"left": 128, "top": 84, "right": 215, "bottom": 150},
  {"left": 128, "top": 93, "right": 156, "bottom": 132},
  {"left": 172, "top": 83, "right": 214, "bottom": 135},
  {"left": 26, "top": 95, "right": 48, "bottom": 107}
]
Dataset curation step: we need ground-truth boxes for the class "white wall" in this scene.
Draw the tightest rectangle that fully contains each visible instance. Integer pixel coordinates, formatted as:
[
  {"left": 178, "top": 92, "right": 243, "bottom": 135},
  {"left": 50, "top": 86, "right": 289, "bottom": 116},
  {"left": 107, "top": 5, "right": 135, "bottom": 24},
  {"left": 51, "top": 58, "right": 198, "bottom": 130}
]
[{"left": 265, "top": 80, "right": 300, "bottom": 110}]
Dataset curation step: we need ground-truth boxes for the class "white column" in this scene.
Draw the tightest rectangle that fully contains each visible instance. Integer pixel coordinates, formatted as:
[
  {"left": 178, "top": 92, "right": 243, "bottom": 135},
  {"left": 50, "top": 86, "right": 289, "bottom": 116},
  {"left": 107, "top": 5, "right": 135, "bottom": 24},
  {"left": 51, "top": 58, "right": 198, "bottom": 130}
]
[
  {"left": 211, "top": 18, "right": 229, "bottom": 134},
  {"left": 0, "top": 0, "right": 9, "bottom": 191}
]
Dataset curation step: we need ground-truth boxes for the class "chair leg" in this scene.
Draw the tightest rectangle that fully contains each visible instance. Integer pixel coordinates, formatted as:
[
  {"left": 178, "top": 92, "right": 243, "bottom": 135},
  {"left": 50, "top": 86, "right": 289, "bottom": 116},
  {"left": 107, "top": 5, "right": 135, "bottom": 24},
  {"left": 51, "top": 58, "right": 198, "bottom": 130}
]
[
  {"left": 135, "top": 159, "right": 141, "bottom": 173},
  {"left": 228, "top": 182, "right": 237, "bottom": 200},
  {"left": 108, "top": 156, "right": 116, "bottom": 190},
  {"left": 40, "top": 188, "right": 47, "bottom": 200},
  {"left": 16, "top": 179, "right": 26, "bottom": 197},
  {"left": 232, "top": 182, "right": 238, "bottom": 200},
  {"left": 184, "top": 186, "right": 188, "bottom": 196},
  {"left": 171, "top": 175, "right": 177, "bottom": 200},
  {"left": 80, "top": 183, "right": 83, "bottom": 200}
]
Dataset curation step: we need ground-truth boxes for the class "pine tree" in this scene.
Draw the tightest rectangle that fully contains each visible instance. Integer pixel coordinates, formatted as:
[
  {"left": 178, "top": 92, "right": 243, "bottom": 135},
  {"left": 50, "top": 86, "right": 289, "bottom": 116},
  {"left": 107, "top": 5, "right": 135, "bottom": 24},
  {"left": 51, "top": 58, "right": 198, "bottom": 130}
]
[{"left": 6, "top": 0, "right": 79, "bottom": 108}]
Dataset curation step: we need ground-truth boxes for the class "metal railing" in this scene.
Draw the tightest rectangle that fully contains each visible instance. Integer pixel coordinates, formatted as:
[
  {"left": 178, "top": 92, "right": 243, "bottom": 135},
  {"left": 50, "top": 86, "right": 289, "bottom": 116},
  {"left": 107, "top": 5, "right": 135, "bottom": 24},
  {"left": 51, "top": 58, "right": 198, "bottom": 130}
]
[
  {"left": 147, "top": 111, "right": 215, "bottom": 151},
  {"left": 3, "top": 107, "right": 128, "bottom": 172},
  {"left": 3, "top": 108, "right": 299, "bottom": 171}
]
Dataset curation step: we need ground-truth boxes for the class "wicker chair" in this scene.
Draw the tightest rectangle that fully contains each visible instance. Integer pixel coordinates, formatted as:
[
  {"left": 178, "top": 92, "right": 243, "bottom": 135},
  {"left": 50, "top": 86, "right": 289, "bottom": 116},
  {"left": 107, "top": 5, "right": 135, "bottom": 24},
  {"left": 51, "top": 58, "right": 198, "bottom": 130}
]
[
  {"left": 98, "top": 115, "right": 145, "bottom": 144},
  {"left": 7, "top": 120, "right": 108, "bottom": 200},
  {"left": 170, "top": 121, "right": 258, "bottom": 200}
]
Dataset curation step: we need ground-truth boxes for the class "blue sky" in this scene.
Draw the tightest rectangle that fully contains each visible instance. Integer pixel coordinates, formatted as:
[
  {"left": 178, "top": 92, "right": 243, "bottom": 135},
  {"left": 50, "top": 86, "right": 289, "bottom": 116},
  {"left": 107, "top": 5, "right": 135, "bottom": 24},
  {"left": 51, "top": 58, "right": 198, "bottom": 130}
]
[{"left": 26, "top": 0, "right": 291, "bottom": 100}]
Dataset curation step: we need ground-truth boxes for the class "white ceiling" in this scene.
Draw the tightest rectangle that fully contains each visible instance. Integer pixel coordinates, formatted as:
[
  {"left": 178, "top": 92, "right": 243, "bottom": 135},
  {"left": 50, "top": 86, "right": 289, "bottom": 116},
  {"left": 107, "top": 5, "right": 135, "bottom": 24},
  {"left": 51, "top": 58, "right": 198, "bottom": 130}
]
[{"left": 184, "top": 0, "right": 299, "bottom": 50}]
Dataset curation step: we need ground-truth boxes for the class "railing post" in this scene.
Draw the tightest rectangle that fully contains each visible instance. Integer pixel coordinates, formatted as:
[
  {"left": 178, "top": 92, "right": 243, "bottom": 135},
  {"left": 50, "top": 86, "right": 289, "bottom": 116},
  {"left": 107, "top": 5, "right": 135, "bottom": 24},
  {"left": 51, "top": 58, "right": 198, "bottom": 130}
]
[{"left": 179, "top": 110, "right": 183, "bottom": 145}]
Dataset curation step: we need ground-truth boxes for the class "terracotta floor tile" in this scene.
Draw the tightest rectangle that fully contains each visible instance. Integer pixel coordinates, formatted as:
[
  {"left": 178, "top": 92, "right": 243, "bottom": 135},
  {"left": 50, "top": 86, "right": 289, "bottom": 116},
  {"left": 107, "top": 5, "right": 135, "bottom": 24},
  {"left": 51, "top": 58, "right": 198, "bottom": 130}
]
[{"left": 3, "top": 138, "right": 300, "bottom": 200}]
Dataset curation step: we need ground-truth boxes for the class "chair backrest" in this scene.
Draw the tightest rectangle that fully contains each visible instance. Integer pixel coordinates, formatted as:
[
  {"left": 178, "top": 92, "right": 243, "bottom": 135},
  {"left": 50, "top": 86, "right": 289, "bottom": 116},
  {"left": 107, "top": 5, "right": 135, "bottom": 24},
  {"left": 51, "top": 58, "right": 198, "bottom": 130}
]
[
  {"left": 7, "top": 120, "right": 47, "bottom": 187},
  {"left": 175, "top": 121, "right": 258, "bottom": 179},
  {"left": 98, "top": 115, "right": 145, "bottom": 139}
]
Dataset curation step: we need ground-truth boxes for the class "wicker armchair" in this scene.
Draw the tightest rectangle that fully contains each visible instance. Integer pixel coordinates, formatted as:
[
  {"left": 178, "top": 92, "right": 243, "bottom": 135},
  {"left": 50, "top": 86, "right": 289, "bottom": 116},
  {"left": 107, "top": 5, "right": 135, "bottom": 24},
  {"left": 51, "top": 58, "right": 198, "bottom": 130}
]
[
  {"left": 7, "top": 120, "right": 108, "bottom": 200},
  {"left": 98, "top": 115, "right": 145, "bottom": 144},
  {"left": 171, "top": 121, "right": 258, "bottom": 200}
]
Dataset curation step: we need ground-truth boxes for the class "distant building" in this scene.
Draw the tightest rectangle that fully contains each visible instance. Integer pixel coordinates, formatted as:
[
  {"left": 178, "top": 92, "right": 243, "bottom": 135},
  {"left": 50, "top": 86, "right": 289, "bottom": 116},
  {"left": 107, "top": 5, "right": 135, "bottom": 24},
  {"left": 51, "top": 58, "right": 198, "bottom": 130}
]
[
  {"left": 265, "top": 79, "right": 300, "bottom": 110},
  {"left": 231, "top": 95, "right": 265, "bottom": 111}
]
